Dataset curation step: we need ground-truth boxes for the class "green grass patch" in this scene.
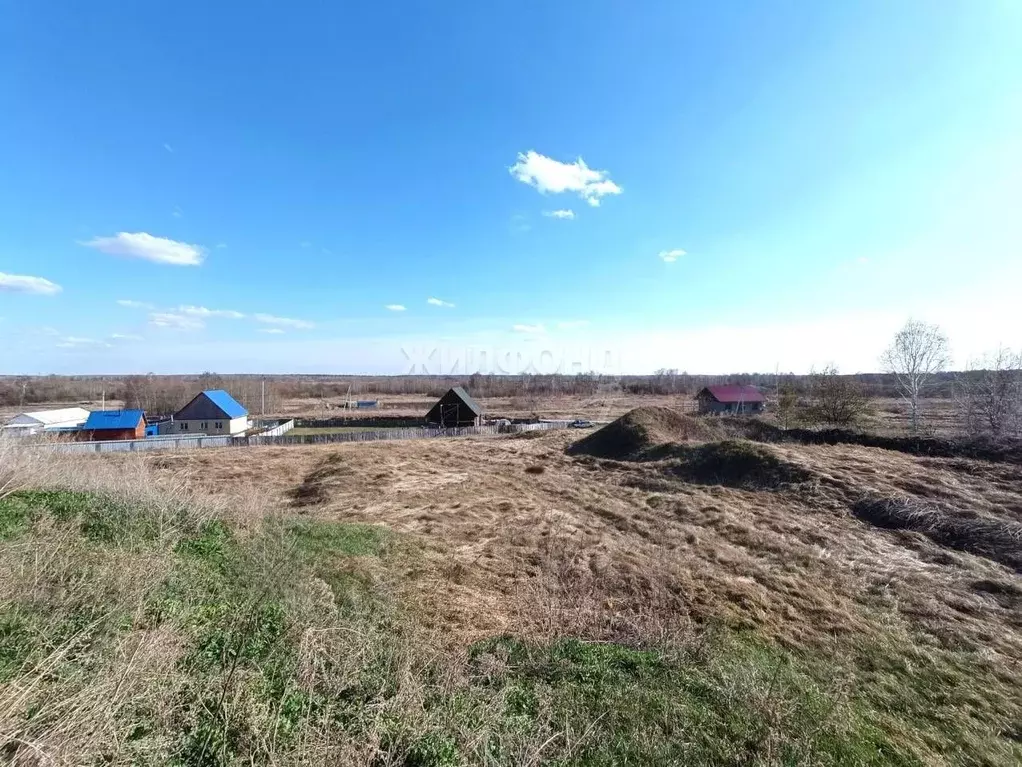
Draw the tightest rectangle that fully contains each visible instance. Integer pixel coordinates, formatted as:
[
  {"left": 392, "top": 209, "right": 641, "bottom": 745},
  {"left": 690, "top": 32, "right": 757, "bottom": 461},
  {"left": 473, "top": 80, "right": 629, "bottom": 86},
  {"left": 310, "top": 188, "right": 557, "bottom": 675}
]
[
  {"left": 288, "top": 518, "right": 388, "bottom": 558},
  {"left": 464, "top": 634, "right": 912, "bottom": 767}
]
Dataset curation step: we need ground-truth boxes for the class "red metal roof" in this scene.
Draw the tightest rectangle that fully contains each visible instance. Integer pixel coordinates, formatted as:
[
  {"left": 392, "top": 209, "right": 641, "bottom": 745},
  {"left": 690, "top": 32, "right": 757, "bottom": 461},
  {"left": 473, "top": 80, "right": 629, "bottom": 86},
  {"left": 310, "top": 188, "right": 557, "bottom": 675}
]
[{"left": 700, "top": 385, "right": 765, "bottom": 404}]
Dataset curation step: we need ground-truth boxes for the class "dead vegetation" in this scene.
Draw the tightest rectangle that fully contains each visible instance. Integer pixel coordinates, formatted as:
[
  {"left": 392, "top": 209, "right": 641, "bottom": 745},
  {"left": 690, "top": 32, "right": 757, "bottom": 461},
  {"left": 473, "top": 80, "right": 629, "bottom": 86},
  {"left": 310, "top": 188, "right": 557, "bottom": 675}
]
[
  {"left": 566, "top": 406, "right": 723, "bottom": 459},
  {"left": 8, "top": 411, "right": 1022, "bottom": 764},
  {"left": 852, "top": 495, "right": 1022, "bottom": 572}
]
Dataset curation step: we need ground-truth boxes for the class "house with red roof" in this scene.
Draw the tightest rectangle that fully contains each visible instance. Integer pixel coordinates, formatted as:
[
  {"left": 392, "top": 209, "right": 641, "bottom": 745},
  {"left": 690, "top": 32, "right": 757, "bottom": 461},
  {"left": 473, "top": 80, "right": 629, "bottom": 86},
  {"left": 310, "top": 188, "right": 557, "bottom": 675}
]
[{"left": 695, "top": 385, "right": 765, "bottom": 415}]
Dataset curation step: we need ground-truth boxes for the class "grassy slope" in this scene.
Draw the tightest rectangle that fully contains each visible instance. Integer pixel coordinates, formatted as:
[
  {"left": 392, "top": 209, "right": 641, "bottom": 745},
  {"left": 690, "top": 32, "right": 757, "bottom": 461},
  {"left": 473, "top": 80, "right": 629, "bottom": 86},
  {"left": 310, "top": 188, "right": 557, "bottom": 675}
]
[{"left": 1, "top": 487, "right": 1019, "bottom": 766}]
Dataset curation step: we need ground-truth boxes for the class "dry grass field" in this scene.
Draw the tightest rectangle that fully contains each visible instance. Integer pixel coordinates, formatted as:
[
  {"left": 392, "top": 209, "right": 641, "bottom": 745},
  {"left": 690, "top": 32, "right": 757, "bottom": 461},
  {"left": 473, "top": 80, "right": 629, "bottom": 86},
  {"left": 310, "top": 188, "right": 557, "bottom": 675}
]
[
  {"left": 130, "top": 426, "right": 1022, "bottom": 652},
  {"left": 2, "top": 403, "right": 1021, "bottom": 765}
]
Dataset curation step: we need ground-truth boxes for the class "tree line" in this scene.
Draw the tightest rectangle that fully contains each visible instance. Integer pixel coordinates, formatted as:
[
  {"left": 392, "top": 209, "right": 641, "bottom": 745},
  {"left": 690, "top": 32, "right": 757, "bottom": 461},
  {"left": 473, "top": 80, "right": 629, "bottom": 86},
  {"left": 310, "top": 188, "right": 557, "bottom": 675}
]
[{"left": 2, "top": 320, "right": 1019, "bottom": 438}]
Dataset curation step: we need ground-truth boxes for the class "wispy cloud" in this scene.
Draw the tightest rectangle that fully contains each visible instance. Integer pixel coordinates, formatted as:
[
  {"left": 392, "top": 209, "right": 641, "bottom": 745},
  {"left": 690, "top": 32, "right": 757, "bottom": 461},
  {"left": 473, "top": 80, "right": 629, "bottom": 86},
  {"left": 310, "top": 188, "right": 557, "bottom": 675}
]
[
  {"left": 177, "top": 305, "right": 245, "bottom": 319},
  {"left": 110, "top": 333, "right": 144, "bottom": 341},
  {"left": 253, "top": 313, "right": 314, "bottom": 330},
  {"left": 216, "top": 243, "right": 228, "bottom": 249},
  {"left": 150, "top": 312, "right": 204, "bottom": 331},
  {"left": 385, "top": 304, "right": 407, "bottom": 312},
  {"left": 0, "top": 272, "right": 62, "bottom": 295},
  {"left": 117, "top": 299, "right": 154, "bottom": 309},
  {"left": 543, "top": 209, "right": 575, "bottom": 220},
  {"left": 512, "top": 323, "right": 546, "bottom": 334},
  {"left": 510, "top": 151, "right": 622, "bottom": 207},
  {"left": 163, "top": 143, "right": 174, "bottom": 153},
  {"left": 259, "top": 328, "right": 285, "bottom": 335},
  {"left": 57, "top": 336, "right": 110, "bottom": 349},
  {"left": 83, "top": 232, "right": 204, "bottom": 266},
  {"left": 426, "top": 297, "right": 455, "bottom": 308},
  {"left": 659, "top": 249, "right": 686, "bottom": 263},
  {"left": 172, "top": 206, "right": 183, "bottom": 218},
  {"left": 300, "top": 241, "right": 312, "bottom": 249},
  {"left": 557, "top": 320, "right": 590, "bottom": 329}
]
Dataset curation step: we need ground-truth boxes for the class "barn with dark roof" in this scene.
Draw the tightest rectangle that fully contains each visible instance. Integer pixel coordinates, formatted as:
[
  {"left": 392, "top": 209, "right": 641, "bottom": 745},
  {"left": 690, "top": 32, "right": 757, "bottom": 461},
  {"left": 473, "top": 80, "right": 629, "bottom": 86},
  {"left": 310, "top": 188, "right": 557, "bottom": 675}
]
[
  {"left": 695, "top": 385, "right": 765, "bottom": 415},
  {"left": 171, "top": 390, "right": 250, "bottom": 436},
  {"left": 425, "top": 387, "right": 483, "bottom": 427}
]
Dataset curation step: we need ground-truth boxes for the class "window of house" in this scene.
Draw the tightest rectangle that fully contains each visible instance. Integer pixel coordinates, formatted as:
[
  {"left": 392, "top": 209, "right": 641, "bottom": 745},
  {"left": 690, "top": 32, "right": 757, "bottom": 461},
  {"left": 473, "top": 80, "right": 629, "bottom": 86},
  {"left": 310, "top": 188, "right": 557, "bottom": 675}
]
[
  {"left": 215, "top": 421, "right": 223, "bottom": 429},
  {"left": 200, "top": 422, "right": 208, "bottom": 429},
  {"left": 180, "top": 422, "right": 188, "bottom": 430}
]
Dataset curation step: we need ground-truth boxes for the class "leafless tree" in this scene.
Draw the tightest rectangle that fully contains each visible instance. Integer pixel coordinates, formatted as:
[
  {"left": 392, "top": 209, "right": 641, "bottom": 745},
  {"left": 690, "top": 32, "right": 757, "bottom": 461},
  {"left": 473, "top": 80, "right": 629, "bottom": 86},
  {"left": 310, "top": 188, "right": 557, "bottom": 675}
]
[
  {"left": 803, "top": 365, "right": 872, "bottom": 427},
  {"left": 954, "top": 347, "right": 1022, "bottom": 438},
  {"left": 775, "top": 381, "right": 801, "bottom": 430},
  {"left": 880, "top": 320, "right": 950, "bottom": 434}
]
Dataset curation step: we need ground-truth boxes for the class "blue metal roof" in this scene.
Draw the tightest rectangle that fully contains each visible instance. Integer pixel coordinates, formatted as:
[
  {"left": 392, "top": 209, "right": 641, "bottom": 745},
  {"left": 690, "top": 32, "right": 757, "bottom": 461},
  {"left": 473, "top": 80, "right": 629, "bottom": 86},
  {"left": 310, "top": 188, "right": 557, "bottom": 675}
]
[
  {"left": 202, "top": 390, "right": 248, "bottom": 419},
  {"left": 83, "top": 409, "right": 146, "bottom": 430}
]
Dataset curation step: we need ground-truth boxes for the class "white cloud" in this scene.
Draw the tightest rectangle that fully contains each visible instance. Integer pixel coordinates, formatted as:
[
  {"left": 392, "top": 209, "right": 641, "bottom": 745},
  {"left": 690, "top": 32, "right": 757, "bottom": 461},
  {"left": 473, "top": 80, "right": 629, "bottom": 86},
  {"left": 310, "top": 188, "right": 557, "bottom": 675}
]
[
  {"left": 57, "top": 336, "right": 110, "bottom": 349},
  {"left": 512, "top": 323, "right": 546, "bottom": 334},
  {"left": 177, "top": 305, "right": 245, "bottom": 319},
  {"left": 117, "top": 299, "right": 154, "bottom": 309},
  {"left": 300, "top": 241, "right": 311, "bottom": 248},
  {"left": 253, "top": 313, "right": 314, "bottom": 329},
  {"left": 509, "top": 151, "right": 622, "bottom": 207},
  {"left": 385, "top": 304, "right": 406, "bottom": 312},
  {"left": 216, "top": 243, "right": 228, "bottom": 249},
  {"left": 557, "top": 320, "right": 590, "bottom": 329},
  {"left": 163, "top": 143, "right": 174, "bottom": 153},
  {"left": 259, "top": 328, "right": 285, "bottom": 335},
  {"left": 110, "top": 333, "right": 144, "bottom": 341},
  {"left": 0, "top": 272, "right": 62, "bottom": 295},
  {"left": 83, "top": 232, "right": 205, "bottom": 266},
  {"left": 659, "top": 249, "right": 686, "bottom": 263},
  {"left": 427, "top": 297, "right": 455, "bottom": 308},
  {"left": 543, "top": 209, "right": 575, "bottom": 220},
  {"left": 172, "top": 206, "right": 183, "bottom": 218},
  {"left": 150, "top": 312, "right": 204, "bottom": 331}
]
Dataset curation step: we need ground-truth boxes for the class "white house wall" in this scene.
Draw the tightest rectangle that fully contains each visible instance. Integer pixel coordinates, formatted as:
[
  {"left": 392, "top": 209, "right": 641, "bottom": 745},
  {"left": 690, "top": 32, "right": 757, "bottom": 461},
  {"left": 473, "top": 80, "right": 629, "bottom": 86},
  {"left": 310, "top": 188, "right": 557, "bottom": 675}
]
[{"left": 171, "top": 416, "right": 250, "bottom": 436}]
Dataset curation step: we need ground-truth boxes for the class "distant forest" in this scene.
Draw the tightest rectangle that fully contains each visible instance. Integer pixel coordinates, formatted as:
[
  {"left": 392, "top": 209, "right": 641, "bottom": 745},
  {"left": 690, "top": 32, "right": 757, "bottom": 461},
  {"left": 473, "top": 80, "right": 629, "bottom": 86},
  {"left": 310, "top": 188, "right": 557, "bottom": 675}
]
[{"left": 0, "top": 370, "right": 959, "bottom": 413}]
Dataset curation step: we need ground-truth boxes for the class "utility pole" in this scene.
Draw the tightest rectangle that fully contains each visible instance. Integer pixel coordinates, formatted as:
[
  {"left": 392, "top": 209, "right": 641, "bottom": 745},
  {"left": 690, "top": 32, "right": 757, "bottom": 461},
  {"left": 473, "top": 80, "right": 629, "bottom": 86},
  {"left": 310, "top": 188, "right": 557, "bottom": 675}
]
[{"left": 261, "top": 379, "right": 265, "bottom": 416}]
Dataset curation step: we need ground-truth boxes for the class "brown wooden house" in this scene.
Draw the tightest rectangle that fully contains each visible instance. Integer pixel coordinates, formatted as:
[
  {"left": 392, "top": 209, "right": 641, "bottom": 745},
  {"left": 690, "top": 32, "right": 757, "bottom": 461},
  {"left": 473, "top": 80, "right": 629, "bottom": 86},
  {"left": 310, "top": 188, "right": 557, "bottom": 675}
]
[{"left": 81, "top": 409, "right": 147, "bottom": 441}]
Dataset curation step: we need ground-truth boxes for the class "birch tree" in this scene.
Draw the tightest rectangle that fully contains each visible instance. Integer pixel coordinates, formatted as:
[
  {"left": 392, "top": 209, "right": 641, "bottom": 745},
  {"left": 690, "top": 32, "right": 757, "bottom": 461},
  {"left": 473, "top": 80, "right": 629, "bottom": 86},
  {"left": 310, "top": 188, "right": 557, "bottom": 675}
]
[
  {"left": 955, "top": 347, "right": 1022, "bottom": 438},
  {"left": 880, "top": 320, "right": 950, "bottom": 434}
]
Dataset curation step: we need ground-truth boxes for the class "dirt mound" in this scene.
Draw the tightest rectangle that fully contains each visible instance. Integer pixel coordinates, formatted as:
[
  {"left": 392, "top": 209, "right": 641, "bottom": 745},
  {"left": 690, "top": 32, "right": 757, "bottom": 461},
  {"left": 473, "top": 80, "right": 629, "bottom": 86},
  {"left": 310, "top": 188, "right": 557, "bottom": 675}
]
[
  {"left": 853, "top": 495, "right": 1022, "bottom": 572},
  {"left": 733, "top": 419, "right": 1022, "bottom": 466},
  {"left": 669, "top": 440, "right": 813, "bottom": 490},
  {"left": 567, "top": 407, "right": 721, "bottom": 459}
]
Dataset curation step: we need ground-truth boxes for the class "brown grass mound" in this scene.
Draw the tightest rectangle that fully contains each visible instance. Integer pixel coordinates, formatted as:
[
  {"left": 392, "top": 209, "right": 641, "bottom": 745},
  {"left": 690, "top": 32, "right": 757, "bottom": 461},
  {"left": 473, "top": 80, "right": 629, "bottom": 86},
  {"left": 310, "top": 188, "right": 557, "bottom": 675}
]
[
  {"left": 853, "top": 495, "right": 1022, "bottom": 572},
  {"left": 669, "top": 440, "right": 813, "bottom": 489},
  {"left": 566, "top": 407, "right": 720, "bottom": 459}
]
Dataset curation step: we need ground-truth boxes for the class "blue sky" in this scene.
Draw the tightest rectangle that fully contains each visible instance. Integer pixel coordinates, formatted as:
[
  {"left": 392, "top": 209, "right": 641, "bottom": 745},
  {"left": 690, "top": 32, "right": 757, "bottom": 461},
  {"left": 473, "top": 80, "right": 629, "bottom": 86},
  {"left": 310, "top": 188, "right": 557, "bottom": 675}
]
[{"left": 1, "top": 0, "right": 1020, "bottom": 375}]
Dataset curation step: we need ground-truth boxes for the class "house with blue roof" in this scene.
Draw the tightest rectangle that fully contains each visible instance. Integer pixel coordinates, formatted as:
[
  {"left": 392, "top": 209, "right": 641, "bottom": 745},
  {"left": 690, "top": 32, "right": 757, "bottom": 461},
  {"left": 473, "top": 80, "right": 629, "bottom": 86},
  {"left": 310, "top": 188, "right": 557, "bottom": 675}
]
[
  {"left": 81, "top": 409, "right": 147, "bottom": 441},
  {"left": 172, "top": 390, "right": 250, "bottom": 436}
]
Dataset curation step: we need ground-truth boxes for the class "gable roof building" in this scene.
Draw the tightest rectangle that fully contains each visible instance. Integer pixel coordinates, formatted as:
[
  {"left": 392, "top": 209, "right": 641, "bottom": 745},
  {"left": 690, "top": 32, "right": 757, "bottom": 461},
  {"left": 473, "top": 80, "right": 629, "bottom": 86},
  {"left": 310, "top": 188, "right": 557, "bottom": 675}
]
[
  {"left": 172, "top": 390, "right": 250, "bottom": 435},
  {"left": 425, "top": 386, "right": 483, "bottom": 427},
  {"left": 3, "top": 407, "right": 90, "bottom": 435},
  {"left": 696, "top": 385, "right": 766, "bottom": 414},
  {"left": 81, "top": 409, "right": 147, "bottom": 441}
]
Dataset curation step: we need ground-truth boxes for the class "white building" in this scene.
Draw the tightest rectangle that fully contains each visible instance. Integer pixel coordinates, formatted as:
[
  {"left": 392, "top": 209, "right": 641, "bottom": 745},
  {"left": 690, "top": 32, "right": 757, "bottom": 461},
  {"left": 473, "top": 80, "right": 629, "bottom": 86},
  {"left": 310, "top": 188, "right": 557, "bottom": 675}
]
[{"left": 2, "top": 407, "right": 91, "bottom": 436}]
